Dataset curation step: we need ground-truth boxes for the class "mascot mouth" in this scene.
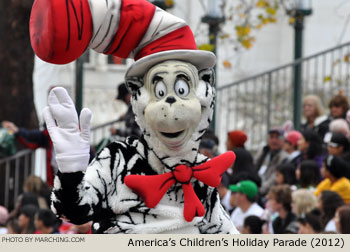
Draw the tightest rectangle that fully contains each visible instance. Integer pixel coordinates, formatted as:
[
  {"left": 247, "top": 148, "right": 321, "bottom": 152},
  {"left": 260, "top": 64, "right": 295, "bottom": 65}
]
[{"left": 160, "top": 130, "right": 184, "bottom": 138}]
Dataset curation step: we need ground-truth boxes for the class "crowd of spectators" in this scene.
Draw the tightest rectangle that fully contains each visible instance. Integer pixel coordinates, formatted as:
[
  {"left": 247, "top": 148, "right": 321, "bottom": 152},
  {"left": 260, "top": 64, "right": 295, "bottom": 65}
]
[{"left": 210, "top": 93, "right": 350, "bottom": 234}]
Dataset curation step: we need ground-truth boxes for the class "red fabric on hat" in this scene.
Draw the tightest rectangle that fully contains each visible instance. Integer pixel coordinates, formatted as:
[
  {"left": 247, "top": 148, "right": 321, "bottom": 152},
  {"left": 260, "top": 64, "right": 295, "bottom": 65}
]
[
  {"left": 30, "top": 0, "right": 93, "bottom": 64},
  {"left": 228, "top": 130, "right": 247, "bottom": 148},
  {"left": 124, "top": 151, "right": 236, "bottom": 222},
  {"left": 104, "top": 0, "right": 156, "bottom": 58},
  {"left": 285, "top": 130, "right": 302, "bottom": 147},
  {"left": 135, "top": 25, "right": 198, "bottom": 60}
]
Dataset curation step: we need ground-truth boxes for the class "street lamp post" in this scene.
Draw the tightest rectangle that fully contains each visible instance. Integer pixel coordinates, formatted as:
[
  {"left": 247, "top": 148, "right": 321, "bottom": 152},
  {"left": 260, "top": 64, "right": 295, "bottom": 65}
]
[
  {"left": 201, "top": 0, "right": 224, "bottom": 132},
  {"left": 286, "top": 0, "right": 312, "bottom": 130}
]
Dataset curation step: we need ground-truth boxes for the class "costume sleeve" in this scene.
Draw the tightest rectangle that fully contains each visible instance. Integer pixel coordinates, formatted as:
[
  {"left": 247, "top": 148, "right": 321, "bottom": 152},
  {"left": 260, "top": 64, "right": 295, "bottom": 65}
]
[
  {"left": 16, "top": 128, "right": 50, "bottom": 148},
  {"left": 51, "top": 146, "right": 117, "bottom": 225},
  {"left": 197, "top": 187, "right": 239, "bottom": 234}
]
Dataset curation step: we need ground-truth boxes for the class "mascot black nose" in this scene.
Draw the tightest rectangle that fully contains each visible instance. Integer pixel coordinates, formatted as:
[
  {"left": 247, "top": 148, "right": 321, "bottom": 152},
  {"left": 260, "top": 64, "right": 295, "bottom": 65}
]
[{"left": 165, "top": 96, "right": 176, "bottom": 104}]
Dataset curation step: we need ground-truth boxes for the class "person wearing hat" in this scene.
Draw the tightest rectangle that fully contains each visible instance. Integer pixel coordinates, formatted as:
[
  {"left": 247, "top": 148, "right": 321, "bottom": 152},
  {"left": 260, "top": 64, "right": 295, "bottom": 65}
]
[
  {"left": 327, "top": 133, "right": 350, "bottom": 175},
  {"left": 314, "top": 155, "right": 350, "bottom": 203},
  {"left": 30, "top": 0, "right": 239, "bottom": 233},
  {"left": 110, "top": 83, "right": 142, "bottom": 138},
  {"left": 283, "top": 130, "right": 302, "bottom": 168},
  {"left": 226, "top": 130, "right": 248, "bottom": 150},
  {"left": 229, "top": 180, "right": 264, "bottom": 231},
  {"left": 255, "top": 127, "right": 288, "bottom": 195}
]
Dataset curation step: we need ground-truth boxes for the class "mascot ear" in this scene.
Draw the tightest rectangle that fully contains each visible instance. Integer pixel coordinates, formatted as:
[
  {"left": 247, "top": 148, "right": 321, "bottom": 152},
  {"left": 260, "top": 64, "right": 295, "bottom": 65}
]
[
  {"left": 125, "top": 77, "right": 144, "bottom": 93},
  {"left": 199, "top": 68, "right": 215, "bottom": 86}
]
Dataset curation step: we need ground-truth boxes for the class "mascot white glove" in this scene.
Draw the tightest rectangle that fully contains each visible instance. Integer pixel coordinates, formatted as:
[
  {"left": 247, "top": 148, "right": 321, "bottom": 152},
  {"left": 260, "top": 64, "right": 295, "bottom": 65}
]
[{"left": 43, "top": 87, "right": 92, "bottom": 173}]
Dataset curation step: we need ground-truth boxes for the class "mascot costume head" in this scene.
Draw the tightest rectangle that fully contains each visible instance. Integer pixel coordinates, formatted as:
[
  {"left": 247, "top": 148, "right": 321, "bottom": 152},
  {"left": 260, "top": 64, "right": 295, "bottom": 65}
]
[{"left": 30, "top": 0, "right": 238, "bottom": 233}]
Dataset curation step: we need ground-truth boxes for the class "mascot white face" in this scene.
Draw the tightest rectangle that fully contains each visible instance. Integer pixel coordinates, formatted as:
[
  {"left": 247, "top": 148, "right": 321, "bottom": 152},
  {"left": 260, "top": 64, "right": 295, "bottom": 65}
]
[{"left": 144, "top": 61, "right": 201, "bottom": 151}]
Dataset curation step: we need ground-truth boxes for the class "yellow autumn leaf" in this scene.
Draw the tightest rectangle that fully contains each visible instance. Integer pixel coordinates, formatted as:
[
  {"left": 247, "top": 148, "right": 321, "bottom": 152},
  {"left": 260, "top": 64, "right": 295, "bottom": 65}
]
[
  {"left": 256, "top": 23, "right": 263, "bottom": 29},
  {"left": 223, "top": 60, "right": 232, "bottom": 69},
  {"left": 268, "top": 17, "right": 277, "bottom": 23},
  {"left": 165, "top": 0, "right": 174, "bottom": 7},
  {"left": 266, "top": 7, "right": 276, "bottom": 16},
  {"left": 198, "top": 43, "right": 214, "bottom": 52},
  {"left": 289, "top": 17, "right": 295, "bottom": 24},
  {"left": 256, "top": 0, "right": 268, "bottom": 8},
  {"left": 236, "top": 26, "right": 251, "bottom": 37},
  {"left": 344, "top": 54, "right": 350, "bottom": 62},
  {"left": 262, "top": 18, "right": 269, "bottom": 25},
  {"left": 220, "top": 34, "right": 229, "bottom": 39},
  {"left": 242, "top": 39, "right": 252, "bottom": 49},
  {"left": 323, "top": 76, "right": 332, "bottom": 82}
]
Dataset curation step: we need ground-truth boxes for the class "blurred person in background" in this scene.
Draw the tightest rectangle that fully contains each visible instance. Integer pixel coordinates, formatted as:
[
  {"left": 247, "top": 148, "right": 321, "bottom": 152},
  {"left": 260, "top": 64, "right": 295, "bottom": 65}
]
[
  {"left": 255, "top": 128, "right": 288, "bottom": 195},
  {"left": 18, "top": 204, "right": 38, "bottom": 234},
  {"left": 35, "top": 209, "right": 60, "bottom": 234},
  {"left": 0, "top": 205, "right": 9, "bottom": 234},
  {"left": 266, "top": 185, "right": 298, "bottom": 234},
  {"left": 328, "top": 94, "right": 349, "bottom": 121},
  {"left": 301, "top": 95, "right": 330, "bottom": 139},
  {"left": 6, "top": 218, "right": 21, "bottom": 234},
  {"left": 226, "top": 130, "right": 261, "bottom": 187},
  {"left": 9, "top": 192, "right": 39, "bottom": 219},
  {"left": 326, "top": 133, "right": 350, "bottom": 173},
  {"left": 318, "top": 190, "right": 344, "bottom": 232},
  {"left": 229, "top": 180, "right": 264, "bottom": 231},
  {"left": 275, "top": 163, "right": 297, "bottom": 187},
  {"left": 297, "top": 208, "right": 323, "bottom": 234},
  {"left": 199, "top": 138, "right": 217, "bottom": 158},
  {"left": 283, "top": 130, "right": 302, "bottom": 168},
  {"left": 226, "top": 130, "right": 248, "bottom": 150},
  {"left": 334, "top": 205, "right": 350, "bottom": 234},
  {"left": 327, "top": 118, "right": 350, "bottom": 139},
  {"left": 229, "top": 147, "right": 261, "bottom": 188},
  {"left": 110, "top": 83, "right": 141, "bottom": 139},
  {"left": 291, "top": 189, "right": 318, "bottom": 218},
  {"left": 241, "top": 215, "right": 265, "bottom": 234},
  {"left": 217, "top": 173, "right": 233, "bottom": 213},
  {"left": 315, "top": 155, "right": 350, "bottom": 203},
  {"left": 298, "top": 129, "right": 325, "bottom": 170},
  {"left": 1, "top": 121, "right": 56, "bottom": 187},
  {"left": 23, "top": 175, "right": 51, "bottom": 209},
  {"left": 295, "top": 160, "right": 320, "bottom": 191}
]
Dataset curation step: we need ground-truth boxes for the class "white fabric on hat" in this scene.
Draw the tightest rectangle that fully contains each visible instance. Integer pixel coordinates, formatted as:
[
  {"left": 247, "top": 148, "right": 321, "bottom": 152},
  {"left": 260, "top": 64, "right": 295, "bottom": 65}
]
[
  {"left": 88, "top": 0, "right": 121, "bottom": 53},
  {"left": 130, "top": 7, "right": 187, "bottom": 58}
]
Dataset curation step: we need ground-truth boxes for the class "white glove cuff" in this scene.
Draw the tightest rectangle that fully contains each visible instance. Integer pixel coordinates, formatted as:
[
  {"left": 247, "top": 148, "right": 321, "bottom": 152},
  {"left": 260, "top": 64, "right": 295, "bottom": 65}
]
[{"left": 56, "top": 154, "right": 90, "bottom": 173}]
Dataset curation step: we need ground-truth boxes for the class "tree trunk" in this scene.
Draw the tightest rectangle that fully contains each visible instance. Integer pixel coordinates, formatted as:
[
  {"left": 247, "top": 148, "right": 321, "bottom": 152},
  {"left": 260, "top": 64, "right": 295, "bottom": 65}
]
[{"left": 0, "top": 0, "right": 37, "bottom": 129}]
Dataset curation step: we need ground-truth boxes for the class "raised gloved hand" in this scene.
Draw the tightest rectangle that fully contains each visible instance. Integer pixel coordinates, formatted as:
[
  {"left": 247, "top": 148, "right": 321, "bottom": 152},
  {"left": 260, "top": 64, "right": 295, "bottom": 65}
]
[{"left": 43, "top": 87, "right": 92, "bottom": 173}]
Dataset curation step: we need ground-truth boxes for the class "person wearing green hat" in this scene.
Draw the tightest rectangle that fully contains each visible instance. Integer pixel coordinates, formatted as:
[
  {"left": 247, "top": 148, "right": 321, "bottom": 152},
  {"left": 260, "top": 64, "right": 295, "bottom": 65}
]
[{"left": 229, "top": 180, "right": 264, "bottom": 231}]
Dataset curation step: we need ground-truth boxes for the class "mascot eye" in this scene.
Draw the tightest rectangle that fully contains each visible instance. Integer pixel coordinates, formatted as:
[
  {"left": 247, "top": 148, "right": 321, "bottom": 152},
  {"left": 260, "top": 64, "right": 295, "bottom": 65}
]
[
  {"left": 174, "top": 79, "right": 189, "bottom": 97},
  {"left": 154, "top": 81, "right": 167, "bottom": 99}
]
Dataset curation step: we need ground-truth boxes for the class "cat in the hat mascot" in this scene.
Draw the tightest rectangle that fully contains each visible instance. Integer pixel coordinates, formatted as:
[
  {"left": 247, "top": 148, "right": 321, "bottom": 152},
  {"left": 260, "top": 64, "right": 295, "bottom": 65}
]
[{"left": 30, "top": 0, "right": 239, "bottom": 233}]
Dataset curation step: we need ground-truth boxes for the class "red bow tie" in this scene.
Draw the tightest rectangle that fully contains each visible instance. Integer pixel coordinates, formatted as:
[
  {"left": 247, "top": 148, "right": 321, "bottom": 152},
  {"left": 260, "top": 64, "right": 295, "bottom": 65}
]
[{"left": 124, "top": 151, "right": 236, "bottom": 222}]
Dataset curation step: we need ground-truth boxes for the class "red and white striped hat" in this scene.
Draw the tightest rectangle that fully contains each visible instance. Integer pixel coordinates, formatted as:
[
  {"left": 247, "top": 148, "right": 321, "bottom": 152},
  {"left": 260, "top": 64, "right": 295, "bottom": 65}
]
[{"left": 30, "top": 0, "right": 215, "bottom": 79}]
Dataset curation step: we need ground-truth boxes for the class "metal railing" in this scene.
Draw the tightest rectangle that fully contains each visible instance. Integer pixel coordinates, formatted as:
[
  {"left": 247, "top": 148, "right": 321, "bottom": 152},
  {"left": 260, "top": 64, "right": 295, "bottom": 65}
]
[
  {"left": 90, "top": 119, "right": 123, "bottom": 146},
  {"left": 215, "top": 41, "right": 350, "bottom": 152},
  {"left": 0, "top": 149, "right": 35, "bottom": 210}
]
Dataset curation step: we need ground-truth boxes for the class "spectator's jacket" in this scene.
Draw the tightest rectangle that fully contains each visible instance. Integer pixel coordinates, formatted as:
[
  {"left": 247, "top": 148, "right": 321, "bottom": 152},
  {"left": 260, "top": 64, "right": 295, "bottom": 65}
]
[
  {"left": 314, "top": 177, "right": 350, "bottom": 203},
  {"left": 301, "top": 115, "right": 330, "bottom": 140},
  {"left": 255, "top": 146, "right": 288, "bottom": 195},
  {"left": 272, "top": 212, "right": 298, "bottom": 234}
]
